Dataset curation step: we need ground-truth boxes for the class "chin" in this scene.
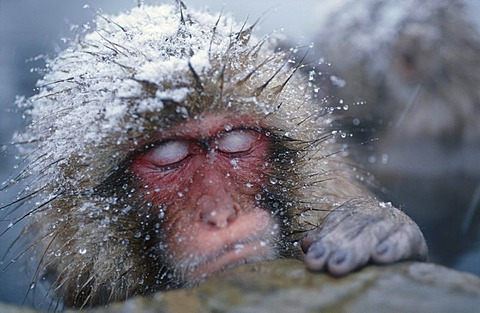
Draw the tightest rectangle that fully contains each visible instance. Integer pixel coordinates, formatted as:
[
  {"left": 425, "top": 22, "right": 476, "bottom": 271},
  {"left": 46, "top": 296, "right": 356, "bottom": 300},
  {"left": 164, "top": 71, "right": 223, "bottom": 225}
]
[{"left": 173, "top": 237, "right": 279, "bottom": 286}]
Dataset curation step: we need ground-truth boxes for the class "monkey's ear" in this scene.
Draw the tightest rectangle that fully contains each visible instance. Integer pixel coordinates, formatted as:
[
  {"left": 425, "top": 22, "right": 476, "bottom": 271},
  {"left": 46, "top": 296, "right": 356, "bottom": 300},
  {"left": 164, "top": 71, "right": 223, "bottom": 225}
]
[{"left": 301, "top": 198, "right": 428, "bottom": 276}]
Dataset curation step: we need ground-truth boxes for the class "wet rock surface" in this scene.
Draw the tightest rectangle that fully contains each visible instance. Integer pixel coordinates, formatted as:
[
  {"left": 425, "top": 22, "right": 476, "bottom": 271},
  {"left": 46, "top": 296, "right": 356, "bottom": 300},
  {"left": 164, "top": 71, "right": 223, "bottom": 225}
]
[
  {"left": 5, "top": 259, "right": 475, "bottom": 313},
  {"left": 2, "top": 259, "right": 480, "bottom": 312}
]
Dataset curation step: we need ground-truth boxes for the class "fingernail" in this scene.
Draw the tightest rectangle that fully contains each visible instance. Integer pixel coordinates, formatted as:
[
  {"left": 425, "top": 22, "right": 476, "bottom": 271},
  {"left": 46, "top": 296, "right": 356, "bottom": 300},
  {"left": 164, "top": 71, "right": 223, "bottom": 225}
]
[
  {"left": 310, "top": 244, "right": 326, "bottom": 259},
  {"left": 333, "top": 250, "right": 347, "bottom": 264}
]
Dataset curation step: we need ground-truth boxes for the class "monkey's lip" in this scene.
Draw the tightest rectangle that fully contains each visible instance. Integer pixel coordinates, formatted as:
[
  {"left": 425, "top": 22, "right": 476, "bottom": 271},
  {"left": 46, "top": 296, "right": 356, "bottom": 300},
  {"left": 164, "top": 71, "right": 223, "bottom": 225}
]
[{"left": 185, "top": 236, "right": 276, "bottom": 280}]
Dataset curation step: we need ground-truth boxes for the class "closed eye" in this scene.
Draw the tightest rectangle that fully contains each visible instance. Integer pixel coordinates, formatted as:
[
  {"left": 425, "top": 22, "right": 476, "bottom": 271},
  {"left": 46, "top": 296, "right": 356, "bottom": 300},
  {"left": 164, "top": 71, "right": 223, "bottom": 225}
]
[
  {"left": 147, "top": 140, "right": 190, "bottom": 167},
  {"left": 216, "top": 129, "right": 260, "bottom": 154}
]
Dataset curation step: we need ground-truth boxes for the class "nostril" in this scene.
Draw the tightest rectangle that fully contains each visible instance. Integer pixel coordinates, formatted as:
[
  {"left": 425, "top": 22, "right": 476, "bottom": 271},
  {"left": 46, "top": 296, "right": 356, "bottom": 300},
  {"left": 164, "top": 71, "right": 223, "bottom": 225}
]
[
  {"left": 232, "top": 202, "right": 241, "bottom": 214},
  {"left": 200, "top": 210, "right": 219, "bottom": 225},
  {"left": 199, "top": 205, "right": 237, "bottom": 229},
  {"left": 226, "top": 208, "right": 238, "bottom": 224}
]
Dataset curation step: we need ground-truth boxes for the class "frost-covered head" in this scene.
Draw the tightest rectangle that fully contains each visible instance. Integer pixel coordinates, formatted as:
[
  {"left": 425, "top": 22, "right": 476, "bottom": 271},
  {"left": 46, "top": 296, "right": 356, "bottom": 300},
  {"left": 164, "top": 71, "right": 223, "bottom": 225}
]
[
  {"left": 314, "top": 0, "right": 454, "bottom": 75},
  {"left": 18, "top": 3, "right": 322, "bottom": 192}
]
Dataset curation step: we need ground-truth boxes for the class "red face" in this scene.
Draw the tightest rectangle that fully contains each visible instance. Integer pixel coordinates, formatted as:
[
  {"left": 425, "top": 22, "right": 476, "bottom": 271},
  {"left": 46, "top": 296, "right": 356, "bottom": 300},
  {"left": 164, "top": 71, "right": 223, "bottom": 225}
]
[{"left": 130, "top": 114, "right": 280, "bottom": 283}]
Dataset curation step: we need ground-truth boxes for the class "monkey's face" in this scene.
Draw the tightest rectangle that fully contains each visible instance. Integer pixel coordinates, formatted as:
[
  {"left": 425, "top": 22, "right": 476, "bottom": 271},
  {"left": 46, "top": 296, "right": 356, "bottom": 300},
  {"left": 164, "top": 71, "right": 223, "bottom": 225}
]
[{"left": 129, "top": 114, "right": 280, "bottom": 285}]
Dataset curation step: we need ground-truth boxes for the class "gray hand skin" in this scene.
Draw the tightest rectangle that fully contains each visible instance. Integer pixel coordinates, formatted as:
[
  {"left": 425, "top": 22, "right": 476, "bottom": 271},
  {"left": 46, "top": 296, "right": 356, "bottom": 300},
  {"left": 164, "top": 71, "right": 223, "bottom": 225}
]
[{"left": 301, "top": 198, "right": 428, "bottom": 275}]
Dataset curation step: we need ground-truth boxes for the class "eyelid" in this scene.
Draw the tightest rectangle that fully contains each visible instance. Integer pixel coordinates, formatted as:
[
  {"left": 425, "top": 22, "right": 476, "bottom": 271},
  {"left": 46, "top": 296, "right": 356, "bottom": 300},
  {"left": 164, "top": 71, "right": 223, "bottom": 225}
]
[
  {"left": 216, "top": 129, "right": 259, "bottom": 154},
  {"left": 147, "top": 140, "right": 190, "bottom": 167}
]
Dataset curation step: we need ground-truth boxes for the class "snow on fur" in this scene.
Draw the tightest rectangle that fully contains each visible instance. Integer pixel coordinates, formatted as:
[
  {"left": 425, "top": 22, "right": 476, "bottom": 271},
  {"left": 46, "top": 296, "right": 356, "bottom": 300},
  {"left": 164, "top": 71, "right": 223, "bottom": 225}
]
[{"left": 16, "top": 3, "right": 324, "bottom": 194}]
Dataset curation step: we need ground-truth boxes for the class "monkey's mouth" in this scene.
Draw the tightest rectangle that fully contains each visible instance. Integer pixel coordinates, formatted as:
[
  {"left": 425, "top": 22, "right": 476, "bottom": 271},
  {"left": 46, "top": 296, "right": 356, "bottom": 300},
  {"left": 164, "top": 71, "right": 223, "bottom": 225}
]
[{"left": 178, "top": 236, "right": 277, "bottom": 282}]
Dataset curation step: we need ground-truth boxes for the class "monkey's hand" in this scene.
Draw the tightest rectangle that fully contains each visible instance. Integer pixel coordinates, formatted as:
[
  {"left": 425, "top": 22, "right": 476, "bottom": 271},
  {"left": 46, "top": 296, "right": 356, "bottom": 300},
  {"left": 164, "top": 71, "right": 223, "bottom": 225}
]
[{"left": 300, "top": 198, "right": 428, "bottom": 275}]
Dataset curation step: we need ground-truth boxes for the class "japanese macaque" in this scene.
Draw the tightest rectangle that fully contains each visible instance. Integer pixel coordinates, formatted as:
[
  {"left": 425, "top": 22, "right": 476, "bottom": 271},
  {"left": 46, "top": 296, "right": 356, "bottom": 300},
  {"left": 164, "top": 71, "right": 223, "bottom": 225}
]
[
  {"left": 312, "top": 0, "right": 480, "bottom": 143},
  {"left": 3, "top": 2, "right": 427, "bottom": 309}
]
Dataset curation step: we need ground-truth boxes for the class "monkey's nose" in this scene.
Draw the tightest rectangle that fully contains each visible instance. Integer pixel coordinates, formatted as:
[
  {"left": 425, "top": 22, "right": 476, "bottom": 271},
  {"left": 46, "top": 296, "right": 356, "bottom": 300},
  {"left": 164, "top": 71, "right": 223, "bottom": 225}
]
[{"left": 197, "top": 197, "right": 239, "bottom": 229}]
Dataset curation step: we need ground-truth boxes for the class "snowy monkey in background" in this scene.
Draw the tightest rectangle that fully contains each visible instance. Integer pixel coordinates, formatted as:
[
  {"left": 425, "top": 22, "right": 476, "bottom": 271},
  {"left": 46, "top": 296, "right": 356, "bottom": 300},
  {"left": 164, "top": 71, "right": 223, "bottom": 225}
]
[{"left": 4, "top": 2, "right": 427, "bottom": 308}]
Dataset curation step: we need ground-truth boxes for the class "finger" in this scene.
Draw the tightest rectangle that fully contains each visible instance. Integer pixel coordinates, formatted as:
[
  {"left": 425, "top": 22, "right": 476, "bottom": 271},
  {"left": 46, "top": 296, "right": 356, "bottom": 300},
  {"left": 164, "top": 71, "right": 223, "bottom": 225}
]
[
  {"left": 327, "top": 246, "right": 370, "bottom": 276},
  {"left": 304, "top": 242, "right": 331, "bottom": 271},
  {"left": 372, "top": 224, "right": 428, "bottom": 263}
]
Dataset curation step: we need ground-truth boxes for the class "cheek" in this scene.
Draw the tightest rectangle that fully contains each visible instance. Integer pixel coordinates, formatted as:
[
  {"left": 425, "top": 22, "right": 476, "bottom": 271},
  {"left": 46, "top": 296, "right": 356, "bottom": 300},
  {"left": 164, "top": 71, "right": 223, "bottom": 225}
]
[
  {"left": 219, "top": 152, "right": 272, "bottom": 191},
  {"left": 129, "top": 165, "right": 190, "bottom": 208},
  {"left": 228, "top": 156, "right": 270, "bottom": 177}
]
